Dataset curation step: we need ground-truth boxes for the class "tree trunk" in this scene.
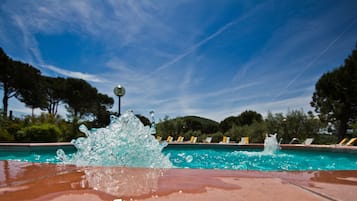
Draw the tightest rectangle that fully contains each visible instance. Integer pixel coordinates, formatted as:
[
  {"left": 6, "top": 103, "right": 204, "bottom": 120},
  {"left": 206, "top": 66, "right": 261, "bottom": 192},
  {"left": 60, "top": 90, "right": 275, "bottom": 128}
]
[
  {"left": 2, "top": 86, "right": 8, "bottom": 118},
  {"left": 337, "top": 118, "right": 348, "bottom": 140}
]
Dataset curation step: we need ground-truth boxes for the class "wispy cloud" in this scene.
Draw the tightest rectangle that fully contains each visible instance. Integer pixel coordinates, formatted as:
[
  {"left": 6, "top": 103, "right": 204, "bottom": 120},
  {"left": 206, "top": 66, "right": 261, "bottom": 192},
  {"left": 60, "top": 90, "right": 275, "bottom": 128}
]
[
  {"left": 41, "top": 64, "right": 107, "bottom": 83},
  {"left": 275, "top": 15, "right": 357, "bottom": 100}
]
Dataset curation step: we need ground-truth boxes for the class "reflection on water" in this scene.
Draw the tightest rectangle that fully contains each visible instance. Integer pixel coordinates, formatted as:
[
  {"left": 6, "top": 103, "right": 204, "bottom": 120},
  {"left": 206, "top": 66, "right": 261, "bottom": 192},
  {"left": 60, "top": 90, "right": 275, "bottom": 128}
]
[{"left": 81, "top": 166, "right": 164, "bottom": 197}]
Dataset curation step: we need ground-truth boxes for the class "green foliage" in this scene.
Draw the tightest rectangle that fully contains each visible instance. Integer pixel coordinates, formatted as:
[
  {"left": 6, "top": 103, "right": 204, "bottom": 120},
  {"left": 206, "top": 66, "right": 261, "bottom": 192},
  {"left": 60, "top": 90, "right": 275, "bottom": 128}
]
[
  {"left": 42, "top": 76, "right": 67, "bottom": 115},
  {"left": 314, "top": 134, "right": 338, "bottom": 145},
  {"left": 311, "top": 45, "right": 357, "bottom": 139},
  {"left": 136, "top": 114, "right": 151, "bottom": 126},
  {"left": 220, "top": 110, "right": 263, "bottom": 133},
  {"left": 17, "top": 123, "right": 62, "bottom": 142},
  {"left": 0, "top": 127, "right": 14, "bottom": 141},
  {"left": 156, "top": 115, "right": 219, "bottom": 140}
]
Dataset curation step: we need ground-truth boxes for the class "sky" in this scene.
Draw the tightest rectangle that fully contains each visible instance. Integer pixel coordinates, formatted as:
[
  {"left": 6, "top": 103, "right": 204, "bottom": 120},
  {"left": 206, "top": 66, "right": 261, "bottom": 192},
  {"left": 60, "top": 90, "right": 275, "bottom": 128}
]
[{"left": 1, "top": 0, "right": 357, "bottom": 122}]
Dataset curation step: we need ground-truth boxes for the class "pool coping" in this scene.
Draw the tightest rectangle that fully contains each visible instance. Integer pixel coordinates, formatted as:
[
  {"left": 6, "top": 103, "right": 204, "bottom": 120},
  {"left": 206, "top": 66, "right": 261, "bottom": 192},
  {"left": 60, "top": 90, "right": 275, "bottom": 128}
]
[
  {"left": 1, "top": 142, "right": 357, "bottom": 154},
  {"left": 0, "top": 161, "right": 356, "bottom": 201},
  {"left": 1, "top": 143, "right": 357, "bottom": 201}
]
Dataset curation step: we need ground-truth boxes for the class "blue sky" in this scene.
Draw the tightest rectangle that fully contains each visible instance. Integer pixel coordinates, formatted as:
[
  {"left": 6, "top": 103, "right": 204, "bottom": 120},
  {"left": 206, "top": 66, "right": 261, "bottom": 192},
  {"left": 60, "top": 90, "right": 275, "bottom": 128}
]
[{"left": 1, "top": 0, "right": 357, "bottom": 122}]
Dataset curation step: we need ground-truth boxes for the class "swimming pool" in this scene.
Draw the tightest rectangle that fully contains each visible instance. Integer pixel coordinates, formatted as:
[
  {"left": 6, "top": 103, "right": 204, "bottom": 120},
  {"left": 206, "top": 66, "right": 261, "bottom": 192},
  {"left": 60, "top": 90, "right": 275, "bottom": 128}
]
[
  {"left": 164, "top": 145, "right": 357, "bottom": 171},
  {"left": 1, "top": 144, "right": 356, "bottom": 171}
]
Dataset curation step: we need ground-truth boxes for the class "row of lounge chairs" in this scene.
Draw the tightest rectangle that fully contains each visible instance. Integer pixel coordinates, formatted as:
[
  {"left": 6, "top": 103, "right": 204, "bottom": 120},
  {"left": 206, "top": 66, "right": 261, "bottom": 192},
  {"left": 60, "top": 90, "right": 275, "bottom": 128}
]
[
  {"left": 157, "top": 135, "right": 357, "bottom": 146},
  {"left": 289, "top": 137, "right": 357, "bottom": 146},
  {"left": 157, "top": 136, "right": 249, "bottom": 144},
  {"left": 337, "top": 137, "right": 357, "bottom": 146}
]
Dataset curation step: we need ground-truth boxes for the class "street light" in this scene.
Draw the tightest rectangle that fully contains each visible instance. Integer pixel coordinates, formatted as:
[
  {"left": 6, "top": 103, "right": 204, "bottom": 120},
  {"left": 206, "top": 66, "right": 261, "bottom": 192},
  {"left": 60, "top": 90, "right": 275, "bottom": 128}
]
[
  {"left": 113, "top": 85, "right": 126, "bottom": 116},
  {"left": 149, "top": 110, "right": 156, "bottom": 134}
]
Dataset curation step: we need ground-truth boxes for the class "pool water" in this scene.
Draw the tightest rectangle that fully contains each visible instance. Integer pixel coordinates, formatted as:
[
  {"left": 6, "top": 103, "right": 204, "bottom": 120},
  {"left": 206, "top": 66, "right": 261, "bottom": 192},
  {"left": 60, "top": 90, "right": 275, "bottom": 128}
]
[
  {"left": 1, "top": 146, "right": 356, "bottom": 171},
  {"left": 163, "top": 147, "right": 357, "bottom": 171}
]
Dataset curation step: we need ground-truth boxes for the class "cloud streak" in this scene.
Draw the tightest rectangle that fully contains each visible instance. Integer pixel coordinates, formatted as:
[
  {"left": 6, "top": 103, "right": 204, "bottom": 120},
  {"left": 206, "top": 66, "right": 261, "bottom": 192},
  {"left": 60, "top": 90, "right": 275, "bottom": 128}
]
[{"left": 41, "top": 64, "right": 107, "bottom": 83}]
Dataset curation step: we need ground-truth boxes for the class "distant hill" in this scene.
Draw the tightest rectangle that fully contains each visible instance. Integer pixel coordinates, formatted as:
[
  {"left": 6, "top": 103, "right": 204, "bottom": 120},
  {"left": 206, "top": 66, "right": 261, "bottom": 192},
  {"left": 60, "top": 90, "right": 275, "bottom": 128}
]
[{"left": 157, "top": 115, "right": 219, "bottom": 134}]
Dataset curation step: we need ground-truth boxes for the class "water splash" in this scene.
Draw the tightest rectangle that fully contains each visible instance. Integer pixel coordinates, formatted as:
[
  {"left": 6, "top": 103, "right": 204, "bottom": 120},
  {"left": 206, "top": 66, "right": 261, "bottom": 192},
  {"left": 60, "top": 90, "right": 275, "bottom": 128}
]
[
  {"left": 263, "top": 133, "right": 280, "bottom": 154},
  {"left": 57, "top": 111, "right": 172, "bottom": 168}
]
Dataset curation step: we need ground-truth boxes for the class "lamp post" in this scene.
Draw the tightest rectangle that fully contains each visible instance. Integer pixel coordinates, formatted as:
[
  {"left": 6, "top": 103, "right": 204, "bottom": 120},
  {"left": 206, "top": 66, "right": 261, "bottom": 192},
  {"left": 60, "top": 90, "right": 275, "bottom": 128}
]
[
  {"left": 113, "top": 85, "right": 126, "bottom": 116},
  {"left": 149, "top": 110, "right": 156, "bottom": 134}
]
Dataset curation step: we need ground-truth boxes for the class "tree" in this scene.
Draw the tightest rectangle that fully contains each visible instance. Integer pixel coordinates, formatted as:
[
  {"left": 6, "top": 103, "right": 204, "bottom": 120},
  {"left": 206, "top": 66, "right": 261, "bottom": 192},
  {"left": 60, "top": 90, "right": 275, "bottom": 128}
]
[
  {"left": 64, "top": 78, "right": 98, "bottom": 120},
  {"left": 43, "top": 76, "right": 66, "bottom": 115},
  {"left": 220, "top": 116, "right": 237, "bottom": 133},
  {"left": 0, "top": 48, "right": 15, "bottom": 117},
  {"left": 0, "top": 48, "right": 43, "bottom": 117},
  {"left": 311, "top": 45, "right": 357, "bottom": 139},
  {"left": 91, "top": 93, "right": 114, "bottom": 127},
  {"left": 136, "top": 114, "right": 151, "bottom": 126},
  {"left": 16, "top": 64, "right": 46, "bottom": 116},
  {"left": 237, "top": 110, "right": 263, "bottom": 126}
]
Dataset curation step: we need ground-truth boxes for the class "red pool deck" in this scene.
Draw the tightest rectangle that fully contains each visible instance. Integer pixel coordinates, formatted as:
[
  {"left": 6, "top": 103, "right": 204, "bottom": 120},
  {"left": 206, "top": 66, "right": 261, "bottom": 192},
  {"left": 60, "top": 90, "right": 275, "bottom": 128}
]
[{"left": 1, "top": 160, "right": 356, "bottom": 201}]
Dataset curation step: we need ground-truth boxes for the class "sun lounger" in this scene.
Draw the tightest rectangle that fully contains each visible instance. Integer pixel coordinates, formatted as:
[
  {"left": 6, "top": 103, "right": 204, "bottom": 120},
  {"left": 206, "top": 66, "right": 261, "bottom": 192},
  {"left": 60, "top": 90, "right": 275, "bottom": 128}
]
[
  {"left": 176, "top": 136, "right": 184, "bottom": 142},
  {"left": 156, "top": 136, "right": 162, "bottom": 141},
  {"left": 345, "top": 137, "right": 357, "bottom": 146},
  {"left": 220, "top": 136, "right": 230, "bottom": 144},
  {"left": 190, "top": 136, "right": 197, "bottom": 143},
  {"left": 203, "top": 137, "right": 212, "bottom": 143},
  {"left": 238, "top": 137, "right": 249, "bottom": 145},
  {"left": 337, "top": 137, "right": 348, "bottom": 145},
  {"left": 303, "top": 138, "right": 314, "bottom": 145},
  {"left": 166, "top": 136, "right": 173, "bottom": 142},
  {"left": 289, "top": 138, "right": 299, "bottom": 144}
]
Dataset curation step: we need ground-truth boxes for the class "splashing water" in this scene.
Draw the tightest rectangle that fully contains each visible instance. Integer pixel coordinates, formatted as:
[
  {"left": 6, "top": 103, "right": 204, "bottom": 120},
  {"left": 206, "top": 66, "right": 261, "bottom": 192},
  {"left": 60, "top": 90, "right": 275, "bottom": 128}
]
[
  {"left": 56, "top": 111, "right": 172, "bottom": 168},
  {"left": 263, "top": 133, "right": 280, "bottom": 154}
]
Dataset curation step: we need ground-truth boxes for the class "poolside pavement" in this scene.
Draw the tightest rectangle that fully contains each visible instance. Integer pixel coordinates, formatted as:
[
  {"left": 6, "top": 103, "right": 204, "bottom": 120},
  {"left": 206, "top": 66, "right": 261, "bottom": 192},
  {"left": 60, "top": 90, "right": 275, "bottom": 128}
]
[{"left": 0, "top": 161, "right": 356, "bottom": 201}]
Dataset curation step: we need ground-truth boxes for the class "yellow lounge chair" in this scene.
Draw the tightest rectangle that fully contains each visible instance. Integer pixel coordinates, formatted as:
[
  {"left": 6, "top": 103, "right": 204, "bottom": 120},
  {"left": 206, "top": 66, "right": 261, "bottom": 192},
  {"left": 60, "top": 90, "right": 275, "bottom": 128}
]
[
  {"left": 190, "top": 136, "right": 197, "bottom": 143},
  {"left": 166, "top": 136, "right": 173, "bottom": 142},
  {"left": 220, "top": 136, "right": 230, "bottom": 143},
  {"left": 337, "top": 137, "right": 348, "bottom": 145},
  {"left": 345, "top": 138, "right": 357, "bottom": 146},
  {"left": 176, "top": 136, "right": 184, "bottom": 142}
]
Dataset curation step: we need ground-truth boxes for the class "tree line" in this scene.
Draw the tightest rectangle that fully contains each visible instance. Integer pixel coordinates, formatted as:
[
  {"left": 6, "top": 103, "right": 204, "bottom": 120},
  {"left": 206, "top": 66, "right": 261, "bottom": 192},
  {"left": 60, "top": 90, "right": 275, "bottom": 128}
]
[{"left": 155, "top": 109, "right": 331, "bottom": 144}]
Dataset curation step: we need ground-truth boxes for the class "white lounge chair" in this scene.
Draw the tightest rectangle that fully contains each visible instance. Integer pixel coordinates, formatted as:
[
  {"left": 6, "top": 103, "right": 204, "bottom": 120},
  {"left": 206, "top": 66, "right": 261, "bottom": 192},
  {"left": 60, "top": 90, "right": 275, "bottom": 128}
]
[
  {"left": 238, "top": 137, "right": 249, "bottom": 145},
  {"left": 203, "top": 137, "right": 212, "bottom": 143},
  {"left": 303, "top": 138, "right": 314, "bottom": 145}
]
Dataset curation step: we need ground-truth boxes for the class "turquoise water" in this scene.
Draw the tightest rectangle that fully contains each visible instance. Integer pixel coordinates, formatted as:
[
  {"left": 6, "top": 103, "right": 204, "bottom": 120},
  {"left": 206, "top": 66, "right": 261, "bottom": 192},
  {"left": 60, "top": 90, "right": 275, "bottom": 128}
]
[
  {"left": 1, "top": 146, "right": 356, "bottom": 171},
  {"left": 163, "top": 147, "right": 357, "bottom": 171}
]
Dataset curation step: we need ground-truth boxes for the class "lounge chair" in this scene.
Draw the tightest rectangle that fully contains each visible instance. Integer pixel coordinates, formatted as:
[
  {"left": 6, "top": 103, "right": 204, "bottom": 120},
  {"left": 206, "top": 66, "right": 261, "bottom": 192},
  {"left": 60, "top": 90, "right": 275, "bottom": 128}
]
[
  {"left": 337, "top": 137, "right": 348, "bottom": 145},
  {"left": 345, "top": 138, "right": 357, "bottom": 146},
  {"left": 220, "top": 136, "right": 230, "bottom": 144},
  {"left": 156, "top": 136, "right": 162, "bottom": 141},
  {"left": 203, "top": 137, "right": 212, "bottom": 143},
  {"left": 176, "top": 136, "right": 184, "bottom": 142},
  {"left": 238, "top": 137, "right": 249, "bottom": 145},
  {"left": 303, "top": 138, "right": 314, "bottom": 145},
  {"left": 190, "top": 136, "right": 197, "bottom": 143},
  {"left": 289, "top": 138, "right": 299, "bottom": 144},
  {"left": 166, "top": 136, "right": 173, "bottom": 142}
]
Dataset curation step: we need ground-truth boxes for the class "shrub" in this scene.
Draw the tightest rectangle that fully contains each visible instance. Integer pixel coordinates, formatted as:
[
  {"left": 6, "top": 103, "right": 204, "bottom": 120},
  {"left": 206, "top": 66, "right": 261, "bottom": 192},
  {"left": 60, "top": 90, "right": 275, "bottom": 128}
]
[
  {"left": 17, "top": 123, "right": 62, "bottom": 142},
  {"left": 0, "top": 127, "right": 14, "bottom": 142}
]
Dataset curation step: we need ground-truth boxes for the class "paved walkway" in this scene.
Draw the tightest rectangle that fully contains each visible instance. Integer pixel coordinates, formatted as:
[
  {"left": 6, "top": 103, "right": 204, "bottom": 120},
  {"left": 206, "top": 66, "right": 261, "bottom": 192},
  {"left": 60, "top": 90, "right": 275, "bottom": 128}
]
[{"left": 0, "top": 161, "right": 356, "bottom": 201}]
